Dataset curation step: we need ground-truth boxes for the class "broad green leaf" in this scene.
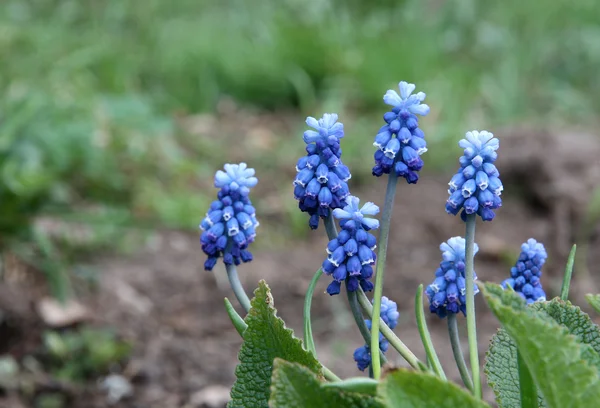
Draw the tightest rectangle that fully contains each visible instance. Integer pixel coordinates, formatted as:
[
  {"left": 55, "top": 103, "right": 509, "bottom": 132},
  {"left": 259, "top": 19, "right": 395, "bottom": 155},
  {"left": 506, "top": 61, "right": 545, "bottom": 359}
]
[
  {"left": 269, "top": 359, "right": 383, "bottom": 408},
  {"left": 378, "top": 369, "right": 490, "bottom": 408},
  {"left": 585, "top": 294, "right": 600, "bottom": 315},
  {"left": 481, "top": 284, "right": 600, "bottom": 408},
  {"left": 486, "top": 298, "right": 600, "bottom": 407},
  {"left": 229, "top": 281, "right": 322, "bottom": 408}
]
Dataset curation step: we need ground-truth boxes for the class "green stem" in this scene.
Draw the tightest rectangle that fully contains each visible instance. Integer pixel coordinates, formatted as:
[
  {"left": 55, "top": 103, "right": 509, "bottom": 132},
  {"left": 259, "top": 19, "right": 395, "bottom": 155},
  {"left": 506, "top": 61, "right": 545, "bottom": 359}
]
[
  {"left": 464, "top": 214, "right": 481, "bottom": 398},
  {"left": 560, "top": 244, "right": 577, "bottom": 301},
  {"left": 357, "top": 287, "right": 421, "bottom": 370},
  {"left": 304, "top": 269, "right": 323, "bottom": 357},
  {"left": 370, "top": 172, "right": 398, "bottom": 379},
  {"left": 225, "top": 264, "right": 251, "bottom": 313},
  {"left": 323, "top": 366, "right": 342, "bottom": 382},
  {"left": 324, "top": 211, "right": 338, "bottom": 240},
  {"left": 518, "top": 350, "right": 537, "bottom": 408},
  {"left": 415, "top": 284, "right": 446, "bottom": 380},
  {"left": 447, "top": 313, "right": 473, "bottom": 392},
  {"left": 224, "top": 297, "right": 248, "bottom": 336},
  {"left": 347, "top": 286, "right": 387, "bottom": 365}
]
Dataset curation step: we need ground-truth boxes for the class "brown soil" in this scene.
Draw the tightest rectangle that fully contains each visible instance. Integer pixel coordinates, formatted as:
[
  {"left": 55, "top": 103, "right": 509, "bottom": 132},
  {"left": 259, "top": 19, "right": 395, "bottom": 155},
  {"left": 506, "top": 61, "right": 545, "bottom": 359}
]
[{"left": 2, "top": 128, "right": 600, "bottom": 407}]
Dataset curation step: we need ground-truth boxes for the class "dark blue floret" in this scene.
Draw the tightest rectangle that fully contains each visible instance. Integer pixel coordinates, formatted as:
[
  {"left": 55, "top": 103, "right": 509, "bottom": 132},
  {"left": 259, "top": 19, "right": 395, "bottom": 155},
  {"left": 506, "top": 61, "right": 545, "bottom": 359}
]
[
  {"left": 294, "top": 114, "right": 352, "bottom": 230},
  {"left": 501, "top": 239, "right": 547, "bottom": 304},
  {"left": 446, "top": 130, "right": 503, "bottom": 221},
  {"left": 426, "top": 237, "right": 480, "bottom": 318},
  {"left": 352, "top": 297, "right": 398, "bottom": 371},
  {"left": 372, "top": 81, "right": 430, "bottom": 184},
  {"left": 200, "top": 163, "right": 259, "bottom": 271},
  {"left": 322, "top": 196, "right": 379, "bottom": 295}
]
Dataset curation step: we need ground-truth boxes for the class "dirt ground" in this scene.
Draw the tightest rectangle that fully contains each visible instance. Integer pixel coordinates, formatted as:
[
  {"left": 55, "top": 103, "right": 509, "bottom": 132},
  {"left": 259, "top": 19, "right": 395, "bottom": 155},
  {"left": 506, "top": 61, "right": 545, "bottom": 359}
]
[{"left": 2, "top": 129, "right": 600, "bottom": 407}]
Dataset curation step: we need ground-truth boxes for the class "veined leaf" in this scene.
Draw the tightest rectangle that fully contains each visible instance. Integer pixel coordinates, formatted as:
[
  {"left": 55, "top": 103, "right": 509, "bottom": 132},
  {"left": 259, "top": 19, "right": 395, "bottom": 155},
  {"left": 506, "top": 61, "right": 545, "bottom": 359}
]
[
  {"left": 486, "top": 298, "right": 600, "bottom": 407},
  {"left": 269, "top": 359, "right": 382, "bottom": 408},
  {"left": 481, "top": 284, "right": 600, "bottom": 408},
  {"left": 228, "top": 281, "right": 322, "bottom": 408},
  {"left": 378, "top": 369, "right": 490, "bottom": 408}
]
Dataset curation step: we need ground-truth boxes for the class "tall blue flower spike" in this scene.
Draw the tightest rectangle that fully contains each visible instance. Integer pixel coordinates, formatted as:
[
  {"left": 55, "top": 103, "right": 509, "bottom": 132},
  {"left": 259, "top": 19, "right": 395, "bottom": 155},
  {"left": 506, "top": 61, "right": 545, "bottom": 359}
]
[
  {"left": 294, "top": 114, "right": 352, "bottom": 230},
  {"left": 426, "top": 237, "right": 480, "bottom": 318},
  {"left": 353, "top": 296, "right": 399, "bottom": 371},
  {"left": 321, "top": 196, "right": 380, "bottom": 295},
  {"left": 372, "top": 81, "right": 430, "bottom": 184},
  {"left": 445, "top": 130, "right": 503, "bottom": 221},
  {"left": 501, "top": 238, "right": 548, "bottom": 304},
  {"left": 199, "top": 163, "right": 259, "bottom": 270}
]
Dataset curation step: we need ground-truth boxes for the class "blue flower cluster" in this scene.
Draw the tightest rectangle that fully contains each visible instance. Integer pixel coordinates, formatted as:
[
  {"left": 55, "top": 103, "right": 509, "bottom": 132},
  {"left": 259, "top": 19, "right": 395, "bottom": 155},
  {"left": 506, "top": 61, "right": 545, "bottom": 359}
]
[
  {"left": 200, "top": 163, "right": 259, "bottom": 270},
  {"left": 321, "top": 196, "right": 379, "bottom": 295},
  {"left": 426, "top": 237, "right": 480, "bottom": 318},
  {"left": 501, "top": 238, "right": 548, "bottom": 304},
  {"left": 294, "top": 114, "right": 352, "bottom": 230},
  {"left": 446, "top": 130, "right": 503, "bottom": 221},
  {"left": 372, "top": 81, "right": 430, "bottom": 184},
  {"left": 353, "top": 296, "right": 399, "bottom": 371}
]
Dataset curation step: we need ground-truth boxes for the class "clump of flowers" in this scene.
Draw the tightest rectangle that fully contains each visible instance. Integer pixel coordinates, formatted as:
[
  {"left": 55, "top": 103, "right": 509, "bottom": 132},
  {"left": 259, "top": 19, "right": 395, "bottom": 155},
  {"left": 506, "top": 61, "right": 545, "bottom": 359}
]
[
  {"left": 372, "top": 81, "right": 430, "bottom": 184},
  {"left": 294, "top": 114, "right": 352, "bottom": 230},
  {"left": 445, "top": 130, "right": 503, "bottom": 221},
  {"left": 426, "top": 237, "right": 480, "bottom": 318},
  {"left": 501, "top": 238, "right": 548, "bottom": 304},
  {"left": 353, "top": 296, "right": 399, "bottom": 371},
  {"left": 321, "top": 196, "right": 379, "bottom": 295},
  {"left": 199, "top": 163, "right": 259, "bottom": 270}
]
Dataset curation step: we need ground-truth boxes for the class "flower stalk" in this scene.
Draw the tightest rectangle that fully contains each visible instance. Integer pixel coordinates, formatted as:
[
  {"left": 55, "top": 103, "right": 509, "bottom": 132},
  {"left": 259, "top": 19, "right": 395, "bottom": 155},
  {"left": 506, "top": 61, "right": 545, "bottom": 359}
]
[
  {"left": 357, "top": 287, "right": 421, "bottom": 370},
  {"left": 370, "top": 171, "right": 398, "bottom": 379},
  {"left": 226, "top": 264, "right": 251, "bottom": 313},
  {"left": 447, "top": 313, "right": 473, "bottom": 391},
  {"left": 464, "top": 214, "right": 481, "bottom": 398}
]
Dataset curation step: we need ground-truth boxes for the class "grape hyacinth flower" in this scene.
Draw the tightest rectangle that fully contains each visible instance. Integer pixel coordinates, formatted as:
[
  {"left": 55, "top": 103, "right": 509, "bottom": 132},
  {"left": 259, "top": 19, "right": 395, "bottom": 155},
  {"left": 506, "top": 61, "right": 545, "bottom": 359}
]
[
  {"left": 199, "top": 163, "right": 259, "bottom": 271},
  {"left": 445, "top": 130, "right": 503, "bottom": 221},
  {"left": 372, "top": 81, "right": 430, "bottom": 184},
  {"left": 353, "top": 297, "right": 399, "bottom": 371},
  {"left": 294, "top": 114, "right": 352, "bottom": 229},
  {"left": 426, "top": 237, "right": 480, "bottom": 318},
  {"left": 321, "top": 196, "right": 379, "bottom": 295},
  {"left": 501, "top": 238, "right": 548, "bottom": 304}
]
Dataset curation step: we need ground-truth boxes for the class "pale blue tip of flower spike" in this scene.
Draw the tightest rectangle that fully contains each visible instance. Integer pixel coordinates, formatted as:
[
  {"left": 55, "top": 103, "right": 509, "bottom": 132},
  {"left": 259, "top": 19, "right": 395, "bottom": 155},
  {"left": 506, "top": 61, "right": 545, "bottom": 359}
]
[
  {"left": 383, "top": 81, "right": 430, "bottom": 116},
  {"left": 440, "top": 237, "right": 479, "bottom": 264},
  {"left": 303, "top": 113, "right": 344, "bottom": 144},
  {"left": 332, "top": 196, "right": 380, "bottom": 230},
  {"left": 214, "top": 163, "right": 258, "bottom": 189}
]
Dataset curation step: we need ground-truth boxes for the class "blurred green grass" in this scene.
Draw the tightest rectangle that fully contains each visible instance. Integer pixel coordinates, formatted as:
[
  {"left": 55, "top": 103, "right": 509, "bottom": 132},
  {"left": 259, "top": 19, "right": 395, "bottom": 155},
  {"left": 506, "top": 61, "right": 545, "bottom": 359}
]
[{"left": 1, "top": 0, "right": 599, "bottom": 237}]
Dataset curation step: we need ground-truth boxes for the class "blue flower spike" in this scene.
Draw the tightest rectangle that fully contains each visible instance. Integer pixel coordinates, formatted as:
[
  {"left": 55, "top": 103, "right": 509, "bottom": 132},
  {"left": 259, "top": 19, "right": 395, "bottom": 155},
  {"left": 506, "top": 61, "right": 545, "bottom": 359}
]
[
  {"left": 426, "top": 237, "right": 480, "bottom": 318},
  {"left": 502, "top": 238, "right": 548, "bottom": 304},
  {"left": 200, "top": 163, "right": 260, "bottom": 270},
  {"left": 322, "top": 196, "right": 380, "bottom": 295},
  {"left": 372, "top": 81, "right": 430, "bottom": 184},
  {"left": 294, "top": 113, "right": 352, "bottom": 230},
  {"left": 446, "top": 130, "right": 503, "bottom": 221},
  {"left": 353, "top": 296, "right": 399, "bottom": 371}
]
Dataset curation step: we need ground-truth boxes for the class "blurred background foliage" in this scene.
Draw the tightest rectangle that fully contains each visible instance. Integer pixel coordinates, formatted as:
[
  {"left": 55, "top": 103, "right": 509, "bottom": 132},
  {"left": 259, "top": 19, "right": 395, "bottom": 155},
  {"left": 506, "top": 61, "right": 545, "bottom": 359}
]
[{"left": 1, "top": 0, "right": 599, "bottom": 295}]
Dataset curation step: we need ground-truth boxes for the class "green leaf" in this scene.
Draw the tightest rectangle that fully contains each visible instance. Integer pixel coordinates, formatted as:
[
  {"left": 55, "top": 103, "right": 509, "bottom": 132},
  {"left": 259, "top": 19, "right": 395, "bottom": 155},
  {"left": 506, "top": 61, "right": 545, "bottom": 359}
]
[
  {"left": 486, "top": 297, "right": 600, "bottom": 407},
  {"left": 481, "top": 284, "right": 600, "bottom": 408},
  {"left": 585, "top": 294, "right": 600, "bottom": 315},
  {"left": 229, "top": 281, "right": 322, "bottom": 408},
  {"left": 378, "top": 369, "right": 490, "bottom": 408},
  {"left": 269, "top": 359, "right": 383, "bottom": 408}
]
